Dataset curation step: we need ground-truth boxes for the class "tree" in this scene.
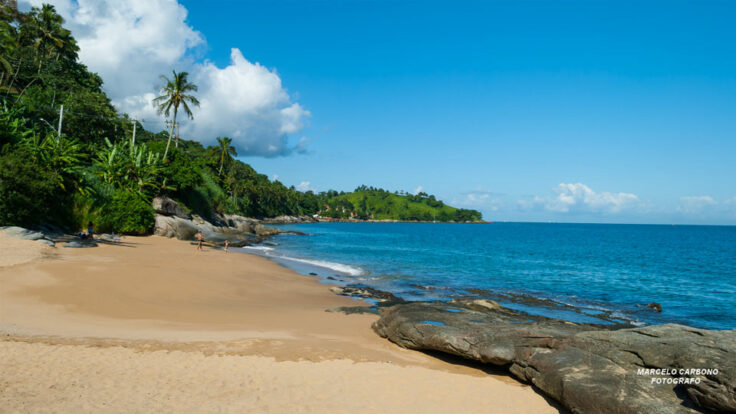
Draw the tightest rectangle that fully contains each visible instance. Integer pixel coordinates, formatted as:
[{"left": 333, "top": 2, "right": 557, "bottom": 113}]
[
  {"left": 153, "top": 70, "right": 199, "bottom": 161},
  {"left": 216, "top": 136, "right": 236, "bottom": 176}
]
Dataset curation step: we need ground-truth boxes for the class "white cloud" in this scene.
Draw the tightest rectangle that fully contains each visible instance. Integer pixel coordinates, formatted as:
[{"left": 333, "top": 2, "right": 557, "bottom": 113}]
[
  {"left": 296, "top": 181, "right": 313, "bottom": 192},
  {"left": 23, "top": 0, "right": 309, "bottom": 157},
  {"left": 412, "top": 186, "right": 423, "bottom": 195},
  {"left": 523, "top": 183, "right": 640, "bottom": 213},
  {"left": 677, "top": 196, "right": 717, "bottom": 214},
  {"left": 185, "top": 49, "right": 310, "bottom": 156}
]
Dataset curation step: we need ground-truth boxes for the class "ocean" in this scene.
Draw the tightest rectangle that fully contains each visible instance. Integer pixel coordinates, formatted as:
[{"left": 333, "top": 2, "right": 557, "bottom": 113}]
[{"left": 241, "top": 222, "right": 736, "bottom": 330}]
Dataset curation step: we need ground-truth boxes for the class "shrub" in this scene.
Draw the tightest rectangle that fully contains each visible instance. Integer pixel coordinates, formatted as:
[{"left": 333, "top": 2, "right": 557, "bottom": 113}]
[
  {"left": 0, "top": 150, "right": 72, "bottom": 227},
  {"left": 98, "top": 190, "right": 155, "bottom": 234}
]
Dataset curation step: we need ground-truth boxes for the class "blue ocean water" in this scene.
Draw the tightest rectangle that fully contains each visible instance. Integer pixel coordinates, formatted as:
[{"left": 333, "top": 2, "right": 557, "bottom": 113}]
[{"left": 243, "top": 222, "right": 736, "bottom": 330}]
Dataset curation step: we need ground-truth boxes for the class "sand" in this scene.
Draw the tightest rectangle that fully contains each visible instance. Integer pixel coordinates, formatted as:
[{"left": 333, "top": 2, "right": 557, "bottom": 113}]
[{"left": 0, "top": 233, "right": 560, "bottom": 413}]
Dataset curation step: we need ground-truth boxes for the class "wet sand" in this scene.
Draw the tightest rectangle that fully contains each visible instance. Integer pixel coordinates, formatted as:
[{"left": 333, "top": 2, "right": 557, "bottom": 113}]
[{"left": 0, "top": 233, "right": 560, "bottom": 413}]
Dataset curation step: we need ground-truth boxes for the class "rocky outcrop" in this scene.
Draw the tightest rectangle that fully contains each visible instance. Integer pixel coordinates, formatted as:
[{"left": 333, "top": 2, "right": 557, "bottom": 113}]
[
  {"left": 1, "top": 226, "right": 47, "bottom": 240},
  {"left": 372, "top": 301, "right": 736, "bottom": 414},
  {"left": 152, "top": 196, "right": 192, "bottom": 219},
  {"left": 261, "top": 215, "right": 316, "bottom": 224},
  {"left": 329, "top": 285, "right": 405, "bottom": 304},
  {"left": 1, "top": 226, "right": 56, "bottom": 246},
  {"left": 153, "top": 215, "right": 200, "bottom": 240}
]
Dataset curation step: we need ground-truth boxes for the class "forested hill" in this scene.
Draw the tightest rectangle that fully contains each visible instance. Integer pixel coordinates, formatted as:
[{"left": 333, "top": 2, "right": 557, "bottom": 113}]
[
  {"left": 319, "top": 186, "right": 482, "bottom": 222},
  {"left": 0, "top": 4, "right": 481, "bottom": 233}
]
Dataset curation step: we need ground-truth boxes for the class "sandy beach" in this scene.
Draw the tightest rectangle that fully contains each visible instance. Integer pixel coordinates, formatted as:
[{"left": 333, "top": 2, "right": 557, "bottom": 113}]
[{"left": 0, "top": 233, "right": 560, "bottom": 413}]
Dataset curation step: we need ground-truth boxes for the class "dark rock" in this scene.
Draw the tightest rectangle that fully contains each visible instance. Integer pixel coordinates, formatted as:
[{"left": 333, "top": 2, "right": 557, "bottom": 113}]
[
  {"left": 329, "top": 285, "right": 405, "bottom": 304},
  {"left": 647, "top": 302, "right": 663, "bottom": 312},
  {"left": 63, "top": 241, "right": 97, "bottom": 248},
  {"left": 151, "top": 196, "right": 191, "bottom": 219},
  {"left": 326, "top": 306, "right": 381, "bottom": 315},
  {"left": 309, "top": 272, "right": 318, "bottom": 276},
  {"left": 372, "top": 301, "right": 736, "bottom": 414},
  {"left": 261, "top": 215, "right": 316, "bottom": 224}
]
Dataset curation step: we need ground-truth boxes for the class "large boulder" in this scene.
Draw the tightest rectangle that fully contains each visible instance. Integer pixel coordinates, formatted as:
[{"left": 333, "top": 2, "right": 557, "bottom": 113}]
[
  {"left": 151, "top": 196, "right": 191, "bottom": 219},
  {"left": 373, "top": 301, "right": 736, "bottom": 414},
  {"left": 153, "top": 215, "right": 199, "bottom": 240}
]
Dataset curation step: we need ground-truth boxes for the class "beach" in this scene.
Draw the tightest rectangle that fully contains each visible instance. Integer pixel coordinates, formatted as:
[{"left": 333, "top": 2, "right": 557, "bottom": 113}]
[{"left": 0, "top": 233, "right": 559, "bottom": 413}]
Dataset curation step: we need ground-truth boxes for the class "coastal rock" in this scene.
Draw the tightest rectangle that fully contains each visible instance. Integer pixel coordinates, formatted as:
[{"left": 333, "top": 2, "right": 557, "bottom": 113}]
[
  {"left": 372, "top": 301, "right": 736, "bottom": 414},
  {"left": 1, "top": 226, "right": 46, "bottom": 240},
  {"left": 261, "top": 215, "right": 316, "bottom": 224},
  {"left": 329, "top": 285, "right": 405, "bottom": 304},
  {"left": 63, "top": 240, "right": 97, "bottom": 248},
  {"left": 151, "top": 196, "right": 191, "bottom": 219},
  {"left": 449, "top": 298, "right": 512, "bottom": 314},
  {"left": 37, "top": 239, "right": 55, "bottom": 246},
  {"left": 154, "top": 215, "right": 199, "bottom": 240},
  {"left": 252, "top": 223, "right": 281, "bottom": 237},
  {"left": 647, "top": 302, "right": 663, "bottom": 312}
]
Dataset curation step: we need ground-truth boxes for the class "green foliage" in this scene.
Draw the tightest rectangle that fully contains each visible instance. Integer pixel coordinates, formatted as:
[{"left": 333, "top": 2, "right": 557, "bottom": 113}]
[
  {"left": 0, "top": 149, "right": 72, "bottom": 227},
  {"left": 320, "top": 187, "right": 483, "bottom": 222},
  {"left": 153, "top": 70, "right": 200, "bottom": 160},
  {"left": 97, "top": 190, "right": 155, "bottom": 234},
  {"left": 95, "top": 138, "right": 161, "bottom": 197}
]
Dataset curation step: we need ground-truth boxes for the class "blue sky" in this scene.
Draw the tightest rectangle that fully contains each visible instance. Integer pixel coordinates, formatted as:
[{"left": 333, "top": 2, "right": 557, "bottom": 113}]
[{"left": 33, "top": 0, "right": 736, "bottom": 224}]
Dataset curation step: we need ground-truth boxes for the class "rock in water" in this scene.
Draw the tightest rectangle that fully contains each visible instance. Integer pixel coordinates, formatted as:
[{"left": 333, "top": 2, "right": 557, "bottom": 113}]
[
  {"left": 647, "top": 302, "right": 663, "bottom": 312},
  {"left": 372, "top": 301, "right": 736, "bottom": 413}
]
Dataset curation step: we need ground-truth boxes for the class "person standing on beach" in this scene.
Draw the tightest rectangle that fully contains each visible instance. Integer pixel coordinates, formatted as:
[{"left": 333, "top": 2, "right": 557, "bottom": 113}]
[
  {"left": 196, "top": 232, "right": 203, "bottom": 251},
  {"left": 224, "top": 239, "right": 229, "bottom": 253}
]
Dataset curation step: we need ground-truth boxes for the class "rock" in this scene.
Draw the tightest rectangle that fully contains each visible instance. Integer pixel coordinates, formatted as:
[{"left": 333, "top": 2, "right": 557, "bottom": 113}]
[
  {"left": 153, "top": 215, "right": 199, "bottom": 240},
  {"left": 261, "top": 215, "right": 316, "bottom": 224},
  {"left": 647, "top": 302, "right": 663, "bottom": 312},
  {"left": 372, "top": 301, "right": 736, "bottom": 414},
  {"left": 253, "top": 223, "right": 281, "bottom": 237},
  {"left": 450, "top": 298, "right": 513, "bottom": 314},
  {"left": 151, "top": 196, "right": 191, "bottom": 219},
  {"left": 63, "top": 241, "right": 97, "bottom": 248},
  {"left": 309, "top": 272, "right": 318, "bottom": 276},
  {"left": 37, "top": 239, "right": 55, "bottom": 246},
  {"left": 330, "top": 285, "right": 404, "bottom": 304},
  {"left": 1, "top": 226, "right": 46, "bottom": 240}
]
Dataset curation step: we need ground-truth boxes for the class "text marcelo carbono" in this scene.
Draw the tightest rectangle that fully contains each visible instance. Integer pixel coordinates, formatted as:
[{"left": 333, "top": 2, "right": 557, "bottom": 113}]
[{"left": 637, "top": 368, "right": 719, "bottom": 384}]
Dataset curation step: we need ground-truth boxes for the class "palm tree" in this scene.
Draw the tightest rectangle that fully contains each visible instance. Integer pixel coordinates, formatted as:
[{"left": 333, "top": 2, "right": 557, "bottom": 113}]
[
  {"left": 153, "top": 70, "right": 199, "bottom": 161},
  {"left": 216, "top": 136, "right": 236, "bottom": 176}
]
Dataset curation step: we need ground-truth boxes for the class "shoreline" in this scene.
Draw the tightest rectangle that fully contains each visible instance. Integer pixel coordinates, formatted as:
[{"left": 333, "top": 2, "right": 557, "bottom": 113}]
[{"left": 0, "top": 233, "right": 560, "bottom": 413}]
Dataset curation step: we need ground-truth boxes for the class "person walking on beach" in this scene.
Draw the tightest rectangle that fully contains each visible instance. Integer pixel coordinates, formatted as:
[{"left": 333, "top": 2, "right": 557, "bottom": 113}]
[
  {"left": 196, "top": 232, "right": 203, "bottom": 251},
  {"left": 224, "top": 239, "right": 229, "bottom": 253}
]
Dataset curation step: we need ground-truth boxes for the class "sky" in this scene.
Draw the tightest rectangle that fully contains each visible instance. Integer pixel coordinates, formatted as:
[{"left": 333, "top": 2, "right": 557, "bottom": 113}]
[{"left": 22, "top": 0, "right": 736, "bottom": 224}]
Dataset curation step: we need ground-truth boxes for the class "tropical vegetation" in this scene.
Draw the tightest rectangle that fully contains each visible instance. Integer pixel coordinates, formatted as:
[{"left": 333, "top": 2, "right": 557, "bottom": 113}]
[{"left": 0, "top": 3, "right": 482, "bottom": 233}]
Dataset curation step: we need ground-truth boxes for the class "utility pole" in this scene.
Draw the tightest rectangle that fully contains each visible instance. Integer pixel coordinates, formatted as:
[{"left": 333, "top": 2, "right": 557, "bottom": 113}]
[
  {"left": 131, "top": 118, "right": 137, "bottom": 147},
  {"left": 57, "top": 105, "right": 64, "bottom": 140}
]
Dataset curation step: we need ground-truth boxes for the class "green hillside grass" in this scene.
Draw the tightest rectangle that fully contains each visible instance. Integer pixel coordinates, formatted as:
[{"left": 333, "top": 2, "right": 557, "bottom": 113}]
[{"left": 320, "top": 187, "right": 483, "bottom": 222}]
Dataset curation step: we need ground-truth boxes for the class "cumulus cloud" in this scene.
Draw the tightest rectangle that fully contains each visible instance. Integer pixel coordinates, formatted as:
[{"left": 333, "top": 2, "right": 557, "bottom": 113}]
[
  {"left": 677, "top": 196, "right": 717, "bottom": 214},
  {"left": 296, "top": 181, "right": 313, "bottom": 192},
  {"left": 184, "top": 49, "right": 310, "bottom": 156},
  {"left": 22, "top": 0, "right": 309, "bottom": 157},
  {"left": 522, "top": 183, "right": 640, "bottom": 213}
]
